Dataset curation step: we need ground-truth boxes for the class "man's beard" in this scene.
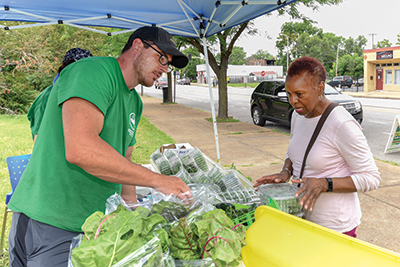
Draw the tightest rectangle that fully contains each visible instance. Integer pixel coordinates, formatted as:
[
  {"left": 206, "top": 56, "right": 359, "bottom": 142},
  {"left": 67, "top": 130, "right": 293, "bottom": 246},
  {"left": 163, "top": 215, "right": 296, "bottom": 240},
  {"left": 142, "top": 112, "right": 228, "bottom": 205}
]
[{"left": 133, "top": 53, "right": 156, "bottom": 88}]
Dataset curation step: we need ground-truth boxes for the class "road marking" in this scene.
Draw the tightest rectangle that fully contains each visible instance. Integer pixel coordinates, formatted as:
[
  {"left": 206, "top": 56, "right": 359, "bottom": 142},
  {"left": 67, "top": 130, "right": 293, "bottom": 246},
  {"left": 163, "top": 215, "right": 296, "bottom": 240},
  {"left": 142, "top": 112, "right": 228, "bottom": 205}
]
[
  {"left": 364, "top": 107, "right": 400, "bottom": 114},
  {"left": 368, "top": 120, "right": 388, "bottom": 125}
]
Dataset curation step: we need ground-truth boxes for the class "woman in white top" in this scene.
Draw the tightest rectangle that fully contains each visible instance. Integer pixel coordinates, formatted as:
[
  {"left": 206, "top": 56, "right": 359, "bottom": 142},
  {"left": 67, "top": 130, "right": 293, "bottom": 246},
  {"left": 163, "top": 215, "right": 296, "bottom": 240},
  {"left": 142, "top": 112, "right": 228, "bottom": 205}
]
[{"left": 253, "top": 56, "right": 381, "bottom": 236}]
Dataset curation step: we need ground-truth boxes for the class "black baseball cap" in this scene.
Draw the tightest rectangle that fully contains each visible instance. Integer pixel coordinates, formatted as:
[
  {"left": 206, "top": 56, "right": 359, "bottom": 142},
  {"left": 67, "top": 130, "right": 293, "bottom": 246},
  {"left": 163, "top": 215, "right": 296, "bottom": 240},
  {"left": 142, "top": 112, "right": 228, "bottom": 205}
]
[{"left": 124, "top": 26, "right": 188, "bottom": 68}]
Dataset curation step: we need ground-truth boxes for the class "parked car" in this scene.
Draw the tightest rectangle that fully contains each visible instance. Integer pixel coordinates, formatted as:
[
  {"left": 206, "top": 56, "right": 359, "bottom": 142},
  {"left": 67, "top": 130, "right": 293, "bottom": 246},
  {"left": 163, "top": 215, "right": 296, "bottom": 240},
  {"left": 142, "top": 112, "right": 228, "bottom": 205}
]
[
  {"left": 354, "top": 78, "right": 364, "bottom": 86},
  {"left": 178, "top": 77, "right": 191, "bottom": 85},
  {"left": 155, "top": 77, "right": 168, "bottom": 89},
  {"left": 250, "top": 79, "right": 363, "bottom": 127},
  {"left": 327, "top": 76, "right": 353, "bottom": 88}
]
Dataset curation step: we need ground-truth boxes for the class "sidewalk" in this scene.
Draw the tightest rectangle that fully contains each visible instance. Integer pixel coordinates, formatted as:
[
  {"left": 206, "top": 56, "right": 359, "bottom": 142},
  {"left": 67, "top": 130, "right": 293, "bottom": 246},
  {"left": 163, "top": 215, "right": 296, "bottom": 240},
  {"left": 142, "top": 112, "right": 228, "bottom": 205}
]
[
  {"left": 343, "top": 89, "right": 400, "bottom": 100},
  {"left": 141, "top": 94, "right": 400, "bottom": 254}
]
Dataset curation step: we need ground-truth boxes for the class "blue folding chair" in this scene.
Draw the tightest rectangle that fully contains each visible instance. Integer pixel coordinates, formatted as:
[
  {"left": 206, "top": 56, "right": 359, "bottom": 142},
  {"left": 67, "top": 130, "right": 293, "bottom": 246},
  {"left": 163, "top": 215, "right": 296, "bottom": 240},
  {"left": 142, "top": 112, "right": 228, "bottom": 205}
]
[{"left": 0, "top": 154, "right": 31, "bottom": 256}]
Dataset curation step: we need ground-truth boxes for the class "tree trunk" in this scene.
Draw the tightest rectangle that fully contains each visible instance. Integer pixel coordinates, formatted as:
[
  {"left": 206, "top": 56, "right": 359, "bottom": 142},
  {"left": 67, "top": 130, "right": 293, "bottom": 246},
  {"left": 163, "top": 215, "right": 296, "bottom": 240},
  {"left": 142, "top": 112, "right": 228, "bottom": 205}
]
[
  {"left": 167, "top": 71, "right": 173, "bottom": 103},
  {"left": 217, "top": 74, "right": 228, "bottom": 119}
]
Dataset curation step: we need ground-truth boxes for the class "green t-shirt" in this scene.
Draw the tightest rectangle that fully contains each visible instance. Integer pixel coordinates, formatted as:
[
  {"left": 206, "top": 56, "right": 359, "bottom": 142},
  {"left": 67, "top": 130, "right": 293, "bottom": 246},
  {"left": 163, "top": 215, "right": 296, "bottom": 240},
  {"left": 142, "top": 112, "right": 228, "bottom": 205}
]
[
  {"left": 9, "top": 57, "right": 143, "bottom": 232},
  {"left": 27, "top": 85, "right": 53, "bottom": 140}
]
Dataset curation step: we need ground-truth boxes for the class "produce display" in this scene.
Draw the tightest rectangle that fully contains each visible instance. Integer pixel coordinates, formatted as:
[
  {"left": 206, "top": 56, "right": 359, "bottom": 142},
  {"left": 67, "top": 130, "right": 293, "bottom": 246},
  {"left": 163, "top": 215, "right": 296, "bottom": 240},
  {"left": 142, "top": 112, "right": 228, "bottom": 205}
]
[
  {"left": 70, "top": 192, "right": 247, "bottom": 267},
  {"left": 70, "top": 146, "right": 305, "bottom": 267}
]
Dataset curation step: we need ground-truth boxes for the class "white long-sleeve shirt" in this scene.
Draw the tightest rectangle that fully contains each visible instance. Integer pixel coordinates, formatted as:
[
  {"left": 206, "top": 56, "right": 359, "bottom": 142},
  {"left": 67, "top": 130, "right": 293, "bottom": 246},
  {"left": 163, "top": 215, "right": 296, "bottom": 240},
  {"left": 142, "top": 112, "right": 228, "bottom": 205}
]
[{"left": 287, "top": 106, "right": 381, "bottom": 232}]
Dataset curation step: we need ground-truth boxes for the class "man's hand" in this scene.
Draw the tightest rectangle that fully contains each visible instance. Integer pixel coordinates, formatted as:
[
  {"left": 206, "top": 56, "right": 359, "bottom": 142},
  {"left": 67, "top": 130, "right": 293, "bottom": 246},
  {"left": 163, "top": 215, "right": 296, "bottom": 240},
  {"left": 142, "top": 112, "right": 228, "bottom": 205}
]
[{"left": 155, "top": 174, "right": 192, "bottom": 202}]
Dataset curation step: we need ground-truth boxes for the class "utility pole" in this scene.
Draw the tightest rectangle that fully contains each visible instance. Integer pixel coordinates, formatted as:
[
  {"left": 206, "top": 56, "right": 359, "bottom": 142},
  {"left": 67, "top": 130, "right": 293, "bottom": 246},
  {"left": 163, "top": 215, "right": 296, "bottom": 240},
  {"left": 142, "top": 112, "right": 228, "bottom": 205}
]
[
  {"left": 369, "top": 33, "right": 377, "bottom": 49},
  {"left": 335, "top": 44, "right": 339, "bottom": 77},
  {"left": 282, "top": 34, "right": 290, "bottom": 73}
]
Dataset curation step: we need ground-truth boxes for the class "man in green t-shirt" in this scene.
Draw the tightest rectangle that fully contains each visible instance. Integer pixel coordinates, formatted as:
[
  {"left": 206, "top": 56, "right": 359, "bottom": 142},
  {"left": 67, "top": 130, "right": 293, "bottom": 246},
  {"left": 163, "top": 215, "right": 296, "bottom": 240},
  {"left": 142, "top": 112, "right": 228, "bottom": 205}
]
[{"left": 8, "top": 26, "right": 190, "bottom": 267}]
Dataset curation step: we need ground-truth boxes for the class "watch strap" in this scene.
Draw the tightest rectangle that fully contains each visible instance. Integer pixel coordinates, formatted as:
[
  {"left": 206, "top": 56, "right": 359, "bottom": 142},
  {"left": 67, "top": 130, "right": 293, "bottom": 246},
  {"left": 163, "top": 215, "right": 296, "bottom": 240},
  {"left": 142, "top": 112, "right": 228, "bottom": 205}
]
[{"left": 326, "top": 177, "right": 333, "bottom": 192}]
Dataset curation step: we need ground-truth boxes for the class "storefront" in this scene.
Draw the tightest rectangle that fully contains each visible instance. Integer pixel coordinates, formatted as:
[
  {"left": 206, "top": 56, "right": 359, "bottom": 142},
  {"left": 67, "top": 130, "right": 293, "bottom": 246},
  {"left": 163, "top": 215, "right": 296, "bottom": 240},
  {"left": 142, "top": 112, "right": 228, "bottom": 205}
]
[{"left": 363, "top": 46, "right": 400, "bottom": 92}]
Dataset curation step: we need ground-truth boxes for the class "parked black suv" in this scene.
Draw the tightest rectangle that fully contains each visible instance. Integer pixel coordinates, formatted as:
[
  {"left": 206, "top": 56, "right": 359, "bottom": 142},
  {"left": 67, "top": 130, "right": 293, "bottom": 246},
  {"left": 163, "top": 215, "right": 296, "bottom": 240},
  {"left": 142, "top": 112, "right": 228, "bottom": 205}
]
[
  {"left": 250, "top": 80, "right": 363, "bottom": 127},
  {"left": 326, "top": 76, "right": 353, "bottom": 88}
]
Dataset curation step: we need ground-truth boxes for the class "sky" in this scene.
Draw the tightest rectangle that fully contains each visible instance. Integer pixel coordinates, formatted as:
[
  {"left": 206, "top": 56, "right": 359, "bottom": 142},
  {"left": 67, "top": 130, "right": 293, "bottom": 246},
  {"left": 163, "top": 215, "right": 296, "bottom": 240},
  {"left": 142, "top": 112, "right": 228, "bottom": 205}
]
[{"left": 235, "top": 0, "right": 400, "bottom": 57}]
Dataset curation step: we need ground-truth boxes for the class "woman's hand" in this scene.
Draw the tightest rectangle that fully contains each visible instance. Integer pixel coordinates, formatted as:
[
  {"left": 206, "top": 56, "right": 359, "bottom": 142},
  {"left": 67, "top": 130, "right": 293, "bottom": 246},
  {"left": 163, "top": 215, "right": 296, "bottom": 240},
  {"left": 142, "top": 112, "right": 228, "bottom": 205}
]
[
  {"left": 292, "top": 177, "right": 327, "bottom": 211},
  {"left": 253, "top": 171, "right": 290, "bottom": 188}
]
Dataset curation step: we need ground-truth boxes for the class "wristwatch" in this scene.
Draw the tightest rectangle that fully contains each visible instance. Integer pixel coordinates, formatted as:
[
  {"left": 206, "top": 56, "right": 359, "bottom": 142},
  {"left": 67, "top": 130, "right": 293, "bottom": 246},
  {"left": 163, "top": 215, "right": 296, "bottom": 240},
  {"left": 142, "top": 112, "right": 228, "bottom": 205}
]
[{"left": 325, "top": 177, "right": 333, "bottom": 192}]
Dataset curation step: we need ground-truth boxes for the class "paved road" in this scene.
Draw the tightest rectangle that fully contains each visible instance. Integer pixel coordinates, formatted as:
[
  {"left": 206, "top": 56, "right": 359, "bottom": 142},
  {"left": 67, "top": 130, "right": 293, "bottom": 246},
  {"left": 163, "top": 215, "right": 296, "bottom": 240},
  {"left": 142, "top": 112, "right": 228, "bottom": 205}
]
[{"left": 139, "top": 84, "right": 400, "bottom": 165}]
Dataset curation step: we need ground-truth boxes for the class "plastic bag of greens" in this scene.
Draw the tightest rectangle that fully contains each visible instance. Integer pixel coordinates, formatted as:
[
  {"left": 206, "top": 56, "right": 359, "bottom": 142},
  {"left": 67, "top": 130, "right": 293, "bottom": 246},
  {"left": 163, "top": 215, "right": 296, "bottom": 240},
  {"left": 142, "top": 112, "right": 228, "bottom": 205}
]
[
  {"left": 150, "top": 149, "right": 163, "bottom": 162},
  {"left": 189, "top": 148, "right": 209, "bottom": 172},
  {"left": 174, "top": 166, "right": 192, "bottom": 184},
  {"left": 182, "top": 156, "right": 198, "bottom": 174},
  {"left": 68, "top": 205, "right": 170, "bottom": 267},
  {"left": 105, "top": 193, "right": 152, "bottom": 215},
  {"left": 155, "top": 155, "right": 173, "bottom": 175},
  {"left": 207, "top": 165, "right": 227, "bottom": 192},
  {"left": 164, "top": 149, "right": 177, "bottom": 159},
  {"left": 174, "top": 258, "right": 215, "bottom": 266},
  {"left": 191, "top": 170, "right": 213, "bottom": 184},
  {"left": 218, "top": 188, "right": 261, "bottom": 205},
  {"left": 189, "top": 183, "right": 224, "bottom": 205},
  {"left": 222, "top": 171, "right": 243, "bottom": 191},
  {"left": 168, "top": 153, "right": 183, "bottom": 175},
  {"left": 150, "top": 189, "right": 207, "bottom": 223}
]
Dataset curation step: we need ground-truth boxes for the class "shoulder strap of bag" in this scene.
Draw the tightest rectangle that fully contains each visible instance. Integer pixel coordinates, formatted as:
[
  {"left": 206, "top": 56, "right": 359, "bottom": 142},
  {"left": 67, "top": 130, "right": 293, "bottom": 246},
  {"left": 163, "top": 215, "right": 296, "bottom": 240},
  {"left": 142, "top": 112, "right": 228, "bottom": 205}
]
[{"left": 299, "top": 102, "right": 339, "bottom": 179}]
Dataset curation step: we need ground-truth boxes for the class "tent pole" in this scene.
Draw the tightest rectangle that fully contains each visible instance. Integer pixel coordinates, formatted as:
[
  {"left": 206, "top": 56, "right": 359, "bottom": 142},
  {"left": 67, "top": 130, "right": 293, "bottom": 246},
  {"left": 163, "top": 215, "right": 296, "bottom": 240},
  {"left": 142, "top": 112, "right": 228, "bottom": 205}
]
[{"left": 202, "top": 37, "right": 221, "bottom": 162}]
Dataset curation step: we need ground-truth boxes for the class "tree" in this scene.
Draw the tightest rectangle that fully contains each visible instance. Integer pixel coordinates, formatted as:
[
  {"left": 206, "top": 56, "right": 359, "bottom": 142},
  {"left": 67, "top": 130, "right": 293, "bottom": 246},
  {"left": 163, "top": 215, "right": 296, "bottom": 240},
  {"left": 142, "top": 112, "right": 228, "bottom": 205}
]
[
  {"left": 396, "top": 34, "right": 400, "bottom": 45},
  {"left": 178, "top": 0, "right": 343, "bottom": 119},
  {"left": 228, "top": 46, "right": 247, "bottom": 65},
  {"left": 329, "top": 54, "right": 363, "bottom": 78},
  {"left": 251, "top": 49, "right": 273, "bottom": 60},
  {"left": 0, "top": 22, "right": 126, "bottom": 114},
  {"left": 375, "top": 39, "right": 392, "bottom": 48}
]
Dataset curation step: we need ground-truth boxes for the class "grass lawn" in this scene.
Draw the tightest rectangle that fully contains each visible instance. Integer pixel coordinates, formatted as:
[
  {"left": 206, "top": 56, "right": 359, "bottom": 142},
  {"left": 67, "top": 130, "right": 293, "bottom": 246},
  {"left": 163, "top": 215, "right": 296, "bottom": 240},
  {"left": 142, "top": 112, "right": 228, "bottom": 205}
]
[{"left": 0, "top": 114, "right": 175, "bottom": 265}]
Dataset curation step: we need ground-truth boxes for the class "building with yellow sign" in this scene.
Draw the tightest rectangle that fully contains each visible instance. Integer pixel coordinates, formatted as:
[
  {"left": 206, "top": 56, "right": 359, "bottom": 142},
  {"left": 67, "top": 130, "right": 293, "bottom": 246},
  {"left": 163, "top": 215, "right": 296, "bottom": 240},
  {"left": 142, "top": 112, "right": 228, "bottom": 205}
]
[{"left": 363, "top": 46, "right": 400, "bottom": 92}]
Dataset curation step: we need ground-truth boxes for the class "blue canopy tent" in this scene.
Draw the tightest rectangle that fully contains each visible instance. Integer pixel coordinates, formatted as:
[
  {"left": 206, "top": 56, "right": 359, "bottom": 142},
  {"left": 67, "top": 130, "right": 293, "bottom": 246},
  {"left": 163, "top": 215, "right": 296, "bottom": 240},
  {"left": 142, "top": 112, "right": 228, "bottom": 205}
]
[{"left": 0, "top": 0, "right": 298, "bottom": 160}]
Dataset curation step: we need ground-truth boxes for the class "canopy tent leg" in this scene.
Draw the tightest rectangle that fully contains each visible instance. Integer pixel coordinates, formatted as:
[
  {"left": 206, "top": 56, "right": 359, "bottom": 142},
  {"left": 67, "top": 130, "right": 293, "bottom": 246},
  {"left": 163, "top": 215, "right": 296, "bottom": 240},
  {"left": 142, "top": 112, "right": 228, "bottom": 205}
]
[{"left": 202, "top": 37, "right": 221, "bottom": 162}]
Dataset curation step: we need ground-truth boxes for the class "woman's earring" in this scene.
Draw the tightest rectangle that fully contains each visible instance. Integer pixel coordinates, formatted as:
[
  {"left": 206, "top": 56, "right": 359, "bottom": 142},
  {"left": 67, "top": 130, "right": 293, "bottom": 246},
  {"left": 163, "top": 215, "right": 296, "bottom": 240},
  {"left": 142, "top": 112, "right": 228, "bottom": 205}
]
[{"left": 319, "top": 95, "right": 322, "bottom": 101}]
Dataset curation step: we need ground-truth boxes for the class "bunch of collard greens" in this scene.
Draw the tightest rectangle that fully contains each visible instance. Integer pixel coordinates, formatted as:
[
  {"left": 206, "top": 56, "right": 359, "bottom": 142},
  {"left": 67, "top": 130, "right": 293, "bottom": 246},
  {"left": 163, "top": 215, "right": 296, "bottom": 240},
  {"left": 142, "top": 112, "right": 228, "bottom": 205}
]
[{"left": 71, "top": 202, "right": 246, "bottom": 267}]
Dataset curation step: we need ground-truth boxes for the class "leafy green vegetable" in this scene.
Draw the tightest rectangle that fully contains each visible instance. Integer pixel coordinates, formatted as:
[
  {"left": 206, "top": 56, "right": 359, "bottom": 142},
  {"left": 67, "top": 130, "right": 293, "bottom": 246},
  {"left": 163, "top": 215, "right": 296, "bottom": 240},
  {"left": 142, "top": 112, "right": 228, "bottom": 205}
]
[
  {"left": 169, "top": 216, "right": 200, "bottom": 260},
  {"left": 71, "top": 205, "right": 168, "bottom": 267},
  {"left": 152, "top": 200, "right": 189, "bottom": 222},
  {"left": 190, "top": 148, "right": 209, "bottom": 172}
]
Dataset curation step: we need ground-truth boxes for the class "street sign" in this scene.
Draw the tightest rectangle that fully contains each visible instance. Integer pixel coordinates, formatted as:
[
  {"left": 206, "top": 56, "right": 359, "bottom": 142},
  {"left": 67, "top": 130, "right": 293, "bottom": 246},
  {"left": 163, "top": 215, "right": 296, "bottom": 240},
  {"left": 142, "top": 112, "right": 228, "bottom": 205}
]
[
  {"left": 261, "top": 71, "right": 265, "bottom": 77},
  {"left": 384, "top": 115, "right": 400, "bottom": 154}
]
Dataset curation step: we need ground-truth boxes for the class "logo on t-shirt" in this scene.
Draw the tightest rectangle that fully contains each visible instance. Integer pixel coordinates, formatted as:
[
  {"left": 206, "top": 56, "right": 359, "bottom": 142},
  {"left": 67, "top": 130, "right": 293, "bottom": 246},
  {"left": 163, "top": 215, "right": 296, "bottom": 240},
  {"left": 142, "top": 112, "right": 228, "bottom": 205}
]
[{"left": 128, "top": 113, "right": 136, "bottom": 137}]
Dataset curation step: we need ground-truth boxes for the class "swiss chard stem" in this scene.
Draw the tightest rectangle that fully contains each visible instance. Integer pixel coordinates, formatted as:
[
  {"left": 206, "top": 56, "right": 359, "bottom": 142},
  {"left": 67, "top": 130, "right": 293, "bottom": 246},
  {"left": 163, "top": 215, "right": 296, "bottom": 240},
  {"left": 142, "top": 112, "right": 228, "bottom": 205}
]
[{"left": 95, "top": 214, "right": 116, "bottom": 239}]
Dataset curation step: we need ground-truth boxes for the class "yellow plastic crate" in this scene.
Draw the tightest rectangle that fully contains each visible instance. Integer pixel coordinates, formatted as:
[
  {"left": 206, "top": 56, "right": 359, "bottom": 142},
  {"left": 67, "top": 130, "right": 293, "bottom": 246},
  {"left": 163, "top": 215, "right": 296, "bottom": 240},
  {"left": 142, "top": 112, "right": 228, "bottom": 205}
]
[{"left": 242, "top": 206, "right": 400, "bottom": 267}]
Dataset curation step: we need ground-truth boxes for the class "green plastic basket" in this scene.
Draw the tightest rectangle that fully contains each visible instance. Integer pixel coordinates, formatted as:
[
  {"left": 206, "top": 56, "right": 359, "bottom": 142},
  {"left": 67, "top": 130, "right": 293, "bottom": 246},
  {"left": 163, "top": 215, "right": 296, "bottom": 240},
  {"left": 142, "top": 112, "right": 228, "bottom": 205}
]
[{"left": 232, "top": 200, "right": 280, "bottom": 229}]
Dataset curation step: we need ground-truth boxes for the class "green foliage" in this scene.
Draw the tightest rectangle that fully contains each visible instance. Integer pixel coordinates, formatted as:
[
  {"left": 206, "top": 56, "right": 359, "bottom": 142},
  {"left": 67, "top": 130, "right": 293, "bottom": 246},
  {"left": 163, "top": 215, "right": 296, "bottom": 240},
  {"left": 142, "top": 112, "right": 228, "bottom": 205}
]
[
  {"left": 375, "top": 39, "right": 392, "bottom": 49},
  {"left": 276, "top": 20, "right": 366, "bottom": 76},
  {"left": 0, "top": 22, "right": 130, "bottom": 114},
  {"left": 130, "top": 116, "right": 176, "bottom": 165},
  {"left": 228, "top": 47, "right": 247, "bottom": 65},
  {"left": 329, "top": 54, "right": 363, "bottom": 78},
  {"left": 250, "top": 49, "right": 273, "bottom": 60},
  {"left": 205, "top": 117, "right": 240, "bottom": 123}
]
